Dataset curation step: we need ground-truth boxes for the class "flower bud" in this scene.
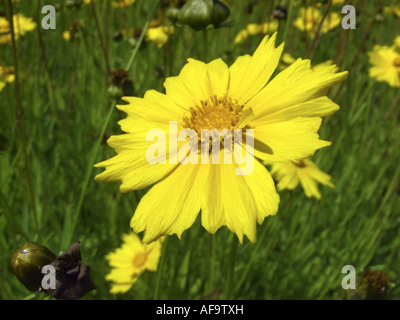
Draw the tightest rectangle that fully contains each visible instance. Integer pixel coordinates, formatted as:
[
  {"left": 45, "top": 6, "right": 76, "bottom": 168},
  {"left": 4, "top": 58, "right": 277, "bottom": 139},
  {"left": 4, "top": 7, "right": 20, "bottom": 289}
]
[
  {"left": 210, "top": 0, "right": 230, "bottom": 26},
  {"left": 178, "top": 0, "right": 214, "bottom": 30},
  {"left": 10, "top": 242, "right": 57, "bottom": 292}
]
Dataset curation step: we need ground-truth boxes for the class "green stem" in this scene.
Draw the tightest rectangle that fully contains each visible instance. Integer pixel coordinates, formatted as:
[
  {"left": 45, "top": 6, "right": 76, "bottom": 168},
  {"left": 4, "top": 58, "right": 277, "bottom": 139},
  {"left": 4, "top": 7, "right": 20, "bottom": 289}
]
[
  {"left": 154, "top": 236, "right": 168, "bottom": 300},
  {"left": 125, "top": 0, "right": 161, "bottom": 72},
  {"left": 7, "top": 0, "right": 40, "bottom": 240},
  {"left": 225, "top": 234, "right": 238, "bottom": 299},
  {"left": 206, "top": 234, "right": 215, "bottom": 295}
]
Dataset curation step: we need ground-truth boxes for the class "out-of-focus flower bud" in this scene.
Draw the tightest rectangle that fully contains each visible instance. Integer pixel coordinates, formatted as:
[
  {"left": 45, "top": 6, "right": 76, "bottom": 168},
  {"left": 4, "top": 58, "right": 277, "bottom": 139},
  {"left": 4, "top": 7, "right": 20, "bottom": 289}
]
[
  {"left": 10, "top": 242, "right": 57, "bottom": 292},
  {"left": 45, "top": 242, "right": 95, "bottom": 300},
  {"left": 108, "top": 68, "right": 135, "bottom": 100},
  {"left": 65, "top": 0, "right": 83, "bottom": 9},
  {"left": 273, "top": 5, "right": 287, "bottom": 20},
  {"left": 177, "top": 0, "right": 230, "bottom": 30},
  {"left": 210, "top": 0, "right": 230, "bottom": 26},
  {"left": 346, "top": 268, "right": 392, "bottom": 300}
]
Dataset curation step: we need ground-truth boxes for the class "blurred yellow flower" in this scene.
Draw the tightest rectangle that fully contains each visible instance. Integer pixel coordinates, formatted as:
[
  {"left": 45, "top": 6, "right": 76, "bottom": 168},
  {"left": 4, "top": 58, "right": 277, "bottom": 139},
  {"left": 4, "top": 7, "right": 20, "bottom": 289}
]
[
  {"left": 0, "top": 14, "right": 36, "bottom": 44},
  {"left": 234, "top": 21, "right": 278, "bottom": 44},
  {"left": 395, "top": 36, "right": 400, "bottom": 49},
  {"left": 146, "top": 25, "right": 175, "bottom": 48},
  {"left": 293, "top": 7, "right": 340, "bottom": 37},
  {"left": 368, "top": 44, "right": 400, "bottom": 87},
  {"left": 105, "top": 233, "right": 162, "bottom": 294},
  {"left": 271, "top": 159, "right": 334, "bottom": 199},
  {"left": 280, "top": 53, "right": 339, "bottom": 73},
  {"left": 112, "top": 0, "right": 136, "bottom": 8},
  {"left": 0, "top": 66, "right": 14, "bottom": 92},
  {"left": 383, "top": 5, "right": 400, "bottom": 18}
]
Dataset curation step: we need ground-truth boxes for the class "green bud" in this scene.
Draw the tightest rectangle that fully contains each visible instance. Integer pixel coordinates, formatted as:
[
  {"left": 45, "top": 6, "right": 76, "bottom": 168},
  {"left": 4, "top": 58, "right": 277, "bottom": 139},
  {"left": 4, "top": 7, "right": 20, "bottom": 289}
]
[
  {"left": 10, "top": 242, "right": 57, "bottom": 292},
  {"left": 178, "top": 0, "right": 214, "bottom": 30},
  {"left": 210, "top": 0, "right": 230, "bottom": 26}
]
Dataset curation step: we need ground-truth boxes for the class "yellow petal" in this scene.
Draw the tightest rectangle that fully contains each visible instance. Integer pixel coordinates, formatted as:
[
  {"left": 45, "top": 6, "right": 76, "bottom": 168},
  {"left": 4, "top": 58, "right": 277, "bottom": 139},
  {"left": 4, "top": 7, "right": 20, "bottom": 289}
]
[
  {"left": 164, "top": 58, "right": 213, "bottom": 109},
  {"left": 248, "top": 58, "right": 348, "bottom": 120},
  {"left": 228, "top": 32, "right": 284, "bottom": 106},
  {"left": 130, "top": 162, "right": 207, "bottom": 243},
  {"left": 252, "top": 117, "right": 331, "bottom": 163},
  {"left": 206, "top": 58, "right": 230, "bottom": 97}
]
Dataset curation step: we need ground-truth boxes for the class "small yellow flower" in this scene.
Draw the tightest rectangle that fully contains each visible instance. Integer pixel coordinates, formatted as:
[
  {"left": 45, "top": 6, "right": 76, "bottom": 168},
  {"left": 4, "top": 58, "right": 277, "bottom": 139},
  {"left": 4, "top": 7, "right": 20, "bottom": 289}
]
[
  {"left": 0, "top": 66, "right": 15, "bottom": 92},
  {"left": 394, "top": 36, "right": 400, "bottom": 49},
  {"left": 368, "top": 44, "right": 400, "bottom": 88},
  {"left": 383, "top": 5, "right": 400, "bottom": 18},
  {"left": 271, "top": 159, "right": 334, "bottom": 199},
  {"left": 111, "top": 0, "right": 136, "bottom": 8},
  {"left": 105, "top": 233, "right": 162, "bottom": 294},
  {"left": 293, "top": 7, "right": 340, "bottom": 38},
  {"left": 234, "top": 21, "right": 278, "bottom": 44},
  {"left": 280, "top": 53, "right": 339, "bottom": 73},
  {"left": 145, "top": 25, "right": 175, "bottom": 48},
  {"left": 0, "top": 14, "right": 36, "bottom": 44}
]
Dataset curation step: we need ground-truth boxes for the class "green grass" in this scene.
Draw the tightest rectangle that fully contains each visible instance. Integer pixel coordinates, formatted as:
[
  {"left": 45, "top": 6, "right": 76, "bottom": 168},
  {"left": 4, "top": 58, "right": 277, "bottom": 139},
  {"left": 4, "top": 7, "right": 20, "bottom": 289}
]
[{"left": 0, "top": 0, "right": 399, "bottom": 300}]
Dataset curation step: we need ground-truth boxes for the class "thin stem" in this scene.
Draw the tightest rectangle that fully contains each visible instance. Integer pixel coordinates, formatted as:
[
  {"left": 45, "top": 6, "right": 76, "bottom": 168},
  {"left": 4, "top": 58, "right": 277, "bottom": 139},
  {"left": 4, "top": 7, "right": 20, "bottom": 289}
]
[
  {"left": 125, "top": 0, "right": 161, "bottom": 72},
  {"left": 305, "top": 0, "right": 332, "bottom": 59},
  {"left": 275, "top": 0, "right": 294, "bottom": 72},
  {"left": 7, "top": 0, "right": 40, "bottom": 239},
  {"left": 154, "top": 236, "right": 168, "bottom": 300},
  {"left": 202, "top": 29, "right": 208, "bottom": 62},
  {"left": 90, "top": 0, "right": 111, "bottom": 77},
  {"left": 225, "top": 234, "right": 238, "bottom": 299},
  {"left": 206, "top": 233, "right": 215, "bottom": 295}
]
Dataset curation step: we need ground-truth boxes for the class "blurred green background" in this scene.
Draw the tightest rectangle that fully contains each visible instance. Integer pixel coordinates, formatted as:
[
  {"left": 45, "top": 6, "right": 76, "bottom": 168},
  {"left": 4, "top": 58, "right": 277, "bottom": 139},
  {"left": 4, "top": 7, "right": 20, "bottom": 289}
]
[{"left": 0, "top": 0, "right": 399, "bottom": 300}]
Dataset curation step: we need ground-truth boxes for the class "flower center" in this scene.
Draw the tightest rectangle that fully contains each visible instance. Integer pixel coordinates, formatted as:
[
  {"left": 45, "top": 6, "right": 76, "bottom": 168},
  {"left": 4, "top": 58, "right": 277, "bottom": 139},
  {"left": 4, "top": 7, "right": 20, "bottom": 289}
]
[
  {"left": 133, "top": 252, "right": 147, "bottom": 268},
  {"left": 183, "top": 95, "right": 242, "bottom": 133},
  {"left": 393, "top": 57, "right": 400, "bottom": 67},
  {"left": 182, "top": 95, "right": 243, "bottom": 150}
]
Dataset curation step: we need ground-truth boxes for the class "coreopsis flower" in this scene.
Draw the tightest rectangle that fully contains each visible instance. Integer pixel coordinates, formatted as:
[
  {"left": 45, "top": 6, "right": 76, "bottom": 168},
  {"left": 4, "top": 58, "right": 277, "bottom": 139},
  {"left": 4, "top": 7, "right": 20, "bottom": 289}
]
[
  {"left": 0, "top": 14, "right": 36, "bottom": 44},
  {"left": 394, "top": 36, "right": 400, "bottom": 49},
  {"left": 234, "top": 21, "right": 279, "bottom": 44},
  {"left": 95, "top": 33, "right": 347, "bottom": 244},
  {"left": 111, "top": 0, "right": 136, "bottom": 8},
  {"left": 105, "top": 233, "right": 162, "bottom": 294},
  {"left": 280, "top": 53, "right": 339, "bottom": 72},
  {"left": 145, "top": 25, "right": 175, "bottom": 48},
  {"left": 270, "top": 159, "right": 334, "bottom": 199},
  {"left": 293, "top": 7, "right": 341, "bottom": 38},
  {"left": 0, "top": 66, "right": 14, "bottom": 92},
  {"left": 383, "top": 5, "right": 400, "bottom": 18},
  {"left": 368, "top": 44, "right": 400, "bottom": 87}
]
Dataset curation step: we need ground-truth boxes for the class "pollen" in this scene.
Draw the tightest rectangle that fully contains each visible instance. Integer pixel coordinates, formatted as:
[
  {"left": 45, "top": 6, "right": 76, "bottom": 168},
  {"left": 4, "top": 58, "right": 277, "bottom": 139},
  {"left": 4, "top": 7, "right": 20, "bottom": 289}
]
[
  {"left": 393, "top": 57, "right": 400, "bottom": 67},
  {"left": 133, "top": 252, "right": 147, "bottom": 268},
  {"left": 183, "top": 95, "right": 243, "bottom": 133}
]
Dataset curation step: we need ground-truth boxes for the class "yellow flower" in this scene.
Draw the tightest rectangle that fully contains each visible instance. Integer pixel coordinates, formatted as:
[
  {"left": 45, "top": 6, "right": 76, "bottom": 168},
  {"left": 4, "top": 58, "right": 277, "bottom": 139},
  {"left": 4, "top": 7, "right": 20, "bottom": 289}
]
[
  {"left": 105, "top": 233, "right": 162, "bottom": 294},
  {"left": 145, "top": 25, "right": 175, "bottom": 48},
  {"left": 0, "top": 66, "right": 15, "bottom": 92},
  {"left": 368, "top": 44, "right": 400, "bottom": 87},
  {"left": 271, "top": 159, "right": 334, "bottom": 199},
  {"left": 280, "top": 53, "right": 339, "bottom": 73},
  {"left": 293, "top": 7, "right": 340, "bottom": 37},
  {"left": 394, "top": 36, "right": 400, "bottom": 49},
  {"left": 234, "top": 21, "right": 278, "bottom": 44},
  {"left": 383, "top": 5, "right": 400, "bottom": 18},
  {"left": 0, "top": 14, "right": 36, "bottom": 44},
  {"left": 95, "top": 33, "right": 347, "bottom": 244},
  {"left": 111, "top": 0, "right": 136, "bottom": 8}
]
